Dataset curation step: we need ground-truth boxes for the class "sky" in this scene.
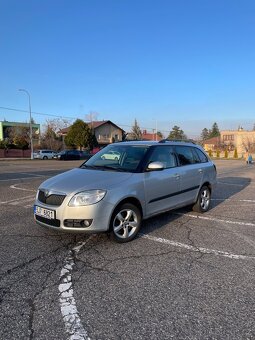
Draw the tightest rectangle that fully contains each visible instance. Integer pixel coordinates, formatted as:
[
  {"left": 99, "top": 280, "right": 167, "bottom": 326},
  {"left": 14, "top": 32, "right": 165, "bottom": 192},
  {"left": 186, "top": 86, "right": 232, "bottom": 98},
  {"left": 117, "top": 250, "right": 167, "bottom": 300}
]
[{"left": 1, "top": 0, "right": 255, "bottom": 138}]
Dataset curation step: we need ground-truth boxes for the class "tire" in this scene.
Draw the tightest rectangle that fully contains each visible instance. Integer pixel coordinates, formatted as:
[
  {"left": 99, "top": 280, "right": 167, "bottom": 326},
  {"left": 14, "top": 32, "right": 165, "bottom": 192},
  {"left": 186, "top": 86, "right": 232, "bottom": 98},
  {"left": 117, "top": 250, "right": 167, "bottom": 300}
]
[
  {"left": 193, "top": 185, "right": 211, "bottom": 213},
  {"left": 111, "top": 203, "right": 141, "bottom": 243},
  {"left": 43, "top": 156, "right": 48, "bottom": 160}
]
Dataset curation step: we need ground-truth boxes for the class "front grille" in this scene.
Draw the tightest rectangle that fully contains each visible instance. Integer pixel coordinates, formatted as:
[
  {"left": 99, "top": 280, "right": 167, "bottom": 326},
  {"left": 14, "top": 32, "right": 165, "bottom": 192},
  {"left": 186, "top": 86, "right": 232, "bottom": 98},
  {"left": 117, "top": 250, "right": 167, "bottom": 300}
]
[
  {"left": 35, "top": 215, "right": 60, "bottom": 228},
  {"left": 38, "top": 190, "right": 66, "bottom": 206}
]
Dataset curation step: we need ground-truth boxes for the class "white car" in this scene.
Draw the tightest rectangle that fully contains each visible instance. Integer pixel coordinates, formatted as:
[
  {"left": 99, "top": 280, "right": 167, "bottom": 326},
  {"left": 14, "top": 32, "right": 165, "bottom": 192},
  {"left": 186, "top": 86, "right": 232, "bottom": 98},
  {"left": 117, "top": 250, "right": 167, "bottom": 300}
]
[
  {"left": 33, "top": 150, "right": 56, "bottom": 160},
  {"left": 101, "top": 150, "right": 120, "bottom": 160}
]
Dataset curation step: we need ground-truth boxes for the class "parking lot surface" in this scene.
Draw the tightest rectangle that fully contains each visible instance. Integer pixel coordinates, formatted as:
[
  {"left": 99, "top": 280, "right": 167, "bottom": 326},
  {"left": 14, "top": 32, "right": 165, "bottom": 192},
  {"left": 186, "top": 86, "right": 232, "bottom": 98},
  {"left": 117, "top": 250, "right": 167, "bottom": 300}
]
[{"left": 0, "top": 159, "right": 255, "bottom": 339}]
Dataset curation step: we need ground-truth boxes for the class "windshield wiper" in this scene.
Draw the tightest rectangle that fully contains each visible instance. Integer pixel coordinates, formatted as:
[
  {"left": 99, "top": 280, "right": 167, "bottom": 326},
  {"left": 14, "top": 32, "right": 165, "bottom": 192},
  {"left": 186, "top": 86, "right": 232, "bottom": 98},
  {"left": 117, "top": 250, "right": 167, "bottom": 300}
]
[{"left": 80, "top": 164, "right": 128, "bottom": 172}]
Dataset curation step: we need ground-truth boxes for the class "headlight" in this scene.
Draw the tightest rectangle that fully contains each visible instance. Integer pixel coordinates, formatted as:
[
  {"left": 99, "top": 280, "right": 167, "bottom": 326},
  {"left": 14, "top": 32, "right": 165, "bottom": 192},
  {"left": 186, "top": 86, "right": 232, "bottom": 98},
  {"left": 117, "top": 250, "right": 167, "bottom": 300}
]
[{"left": 68, "top": 190, "right": 106, "bottom": 206}]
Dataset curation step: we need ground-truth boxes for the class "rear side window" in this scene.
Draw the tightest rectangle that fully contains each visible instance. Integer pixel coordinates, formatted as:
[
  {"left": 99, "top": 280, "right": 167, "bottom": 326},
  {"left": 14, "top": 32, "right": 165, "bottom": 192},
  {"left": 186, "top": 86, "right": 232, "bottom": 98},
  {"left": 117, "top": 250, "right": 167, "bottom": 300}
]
[
  {"left": 194, "top": 148, "right": 208, "bottom": 163},
  {"left": 175, "top": 146, "right": 197, "bottom": 165}
]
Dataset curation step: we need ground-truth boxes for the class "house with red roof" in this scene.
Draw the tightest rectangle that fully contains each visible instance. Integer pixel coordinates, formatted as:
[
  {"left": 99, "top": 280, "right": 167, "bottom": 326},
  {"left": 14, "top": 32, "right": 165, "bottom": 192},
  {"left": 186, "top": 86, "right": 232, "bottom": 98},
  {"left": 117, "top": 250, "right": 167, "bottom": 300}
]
[{"left": 59, "top": 120, "right": 125, "bottom": 147}]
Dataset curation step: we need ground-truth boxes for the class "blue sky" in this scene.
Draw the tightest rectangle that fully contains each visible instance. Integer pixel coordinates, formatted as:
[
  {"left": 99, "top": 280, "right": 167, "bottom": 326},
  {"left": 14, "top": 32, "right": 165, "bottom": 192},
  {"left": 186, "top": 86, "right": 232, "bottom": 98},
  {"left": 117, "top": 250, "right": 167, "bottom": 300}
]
[{"left": 1, "top": 0, "right": 255, "bottom": 137}]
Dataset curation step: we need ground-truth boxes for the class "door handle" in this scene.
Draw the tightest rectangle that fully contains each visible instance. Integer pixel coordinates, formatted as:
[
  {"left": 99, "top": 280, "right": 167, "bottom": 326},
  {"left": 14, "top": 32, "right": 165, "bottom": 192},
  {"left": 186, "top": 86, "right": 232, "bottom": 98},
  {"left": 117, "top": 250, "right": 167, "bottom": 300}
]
[
  {"left": 198, "top": 169, "right": 203, "bottom": 173},
  {"left": 174, "top": 174, "right": 180, "bottom": 180}
]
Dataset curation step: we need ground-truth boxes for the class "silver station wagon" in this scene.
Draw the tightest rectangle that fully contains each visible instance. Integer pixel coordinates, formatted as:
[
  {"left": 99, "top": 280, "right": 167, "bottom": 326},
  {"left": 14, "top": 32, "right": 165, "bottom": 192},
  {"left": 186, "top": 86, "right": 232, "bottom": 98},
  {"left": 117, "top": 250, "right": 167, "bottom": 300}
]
[{"left": 34, "top": 140, "right": 217, "bottom": 242}]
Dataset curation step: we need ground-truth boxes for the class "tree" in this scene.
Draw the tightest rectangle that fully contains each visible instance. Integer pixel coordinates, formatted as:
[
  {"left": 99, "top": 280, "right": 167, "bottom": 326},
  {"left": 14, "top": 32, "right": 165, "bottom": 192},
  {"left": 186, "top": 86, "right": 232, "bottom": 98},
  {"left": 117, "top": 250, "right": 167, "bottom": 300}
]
[
  {"left": 157, "top": 131, "right": 163, "bottom": 140},
  {"left": 6, "top": 126, "right": 30, "bottom": 149},
  {"left": 168, "top": 125, "right": 187, "bottom": 140},
  {"left": 131, "top": 119, "right": 142, "bottom": 140},
  {"left": 65, "top": 119, "right": 94, "bottom": 150},
  {"left": 209, "top": 122, "right": 220, "bottom": 138},
  {"left": 234, "top": 148, "right": 238, "bottom": 158},
  {"left": 40, "top": 118, "right": 71, "bottom": 151},
  {"left": 200, "top": 128, "right": 210, "bottom": 141}
]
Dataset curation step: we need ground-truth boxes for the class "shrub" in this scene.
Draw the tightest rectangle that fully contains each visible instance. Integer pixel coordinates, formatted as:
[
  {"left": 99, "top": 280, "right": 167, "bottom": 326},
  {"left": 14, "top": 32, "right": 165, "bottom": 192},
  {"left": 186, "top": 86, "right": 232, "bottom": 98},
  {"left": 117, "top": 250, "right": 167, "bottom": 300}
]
[
  {"left": 224, "top": 149, "right": 228, "bottom": 158},
  {"left": 208, "top": 149, "right": 212, "bottom": 157},
  {"left": 233, "top": 148, "right": 238, "bottom": 158},
  {"left": 216, "top": 150, "right": 220, "bottom": 158}
]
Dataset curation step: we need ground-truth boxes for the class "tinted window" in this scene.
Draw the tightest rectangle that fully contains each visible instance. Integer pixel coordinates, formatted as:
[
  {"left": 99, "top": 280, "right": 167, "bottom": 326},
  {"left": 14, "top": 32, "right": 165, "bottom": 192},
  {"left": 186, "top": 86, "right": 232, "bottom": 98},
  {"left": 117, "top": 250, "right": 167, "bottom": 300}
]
[
  {"left": 194, "top": 148, "right": 208, "bottom": 163},
  {"left": 148, "top": 146, "right": 177, "bottom": 168},
  {"left": 175, "top": 146, "right": 196, "bottom": 165}
]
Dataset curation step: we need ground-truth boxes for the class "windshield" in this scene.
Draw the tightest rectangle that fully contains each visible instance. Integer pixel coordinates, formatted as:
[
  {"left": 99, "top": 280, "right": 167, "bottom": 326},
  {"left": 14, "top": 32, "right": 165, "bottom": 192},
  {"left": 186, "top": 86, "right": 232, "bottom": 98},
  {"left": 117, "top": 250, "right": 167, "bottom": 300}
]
[{"left": 81, "top": 145, "right": 149, "bottom": 172}]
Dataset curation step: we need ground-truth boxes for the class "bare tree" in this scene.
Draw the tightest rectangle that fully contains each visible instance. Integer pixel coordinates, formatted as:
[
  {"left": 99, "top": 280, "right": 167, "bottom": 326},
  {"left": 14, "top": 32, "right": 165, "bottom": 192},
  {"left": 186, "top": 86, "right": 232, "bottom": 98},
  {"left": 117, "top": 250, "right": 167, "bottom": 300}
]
[{"left": 40, "top": 118, "right": 71, "bottom": 151}]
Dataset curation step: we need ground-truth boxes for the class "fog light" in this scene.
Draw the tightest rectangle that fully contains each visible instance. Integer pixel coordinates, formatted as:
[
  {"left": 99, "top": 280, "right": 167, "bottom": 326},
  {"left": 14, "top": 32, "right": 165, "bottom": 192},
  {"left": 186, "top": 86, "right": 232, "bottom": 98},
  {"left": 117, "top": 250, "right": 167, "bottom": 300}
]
[{"left": 64, "top": 219, "right": 92, "bottom": 228}]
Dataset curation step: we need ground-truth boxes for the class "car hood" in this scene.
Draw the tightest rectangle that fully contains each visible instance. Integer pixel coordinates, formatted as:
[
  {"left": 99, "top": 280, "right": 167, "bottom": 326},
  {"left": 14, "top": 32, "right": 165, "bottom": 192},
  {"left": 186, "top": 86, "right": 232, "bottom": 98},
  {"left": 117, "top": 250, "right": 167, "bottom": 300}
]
[{"left": 39, "top": 168, "right": 134, "bottom": 195}]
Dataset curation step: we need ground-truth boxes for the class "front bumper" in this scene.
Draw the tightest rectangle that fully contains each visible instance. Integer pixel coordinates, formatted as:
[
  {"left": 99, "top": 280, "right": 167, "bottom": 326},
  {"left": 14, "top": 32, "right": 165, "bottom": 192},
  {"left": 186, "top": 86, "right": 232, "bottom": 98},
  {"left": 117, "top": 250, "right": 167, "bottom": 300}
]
[{"left": 34, "top": 197, "right": 114, "bottom": 233}]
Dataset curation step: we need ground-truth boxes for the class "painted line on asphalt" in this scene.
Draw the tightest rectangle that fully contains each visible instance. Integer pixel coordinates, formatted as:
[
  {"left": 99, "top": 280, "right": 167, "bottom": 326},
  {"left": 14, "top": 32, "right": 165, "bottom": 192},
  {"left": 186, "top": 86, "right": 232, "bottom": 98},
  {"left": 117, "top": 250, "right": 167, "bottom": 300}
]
[
  {"left": 59, "top": 238, "right": 93, "bottom": 340},
  {"left": 10, "top": 197, "right": 35, "bottom": 206},
  {"left": 0, "top": 195, "right": 35, "bottom": 205},
  {"left": 141, "top": 234, "right": 255, "bottom": 260},
  {"left": 175, "top": 212, "right": 255, "bottom": 227},
  {"left": 10, "top": 184, "right": 36, "bottom": 192},
  {"left": 211, "top": 198, "right": 255, "bottom": 203},
  {"left": 0, "top": 176, "right": 48, "bottom": 182}
]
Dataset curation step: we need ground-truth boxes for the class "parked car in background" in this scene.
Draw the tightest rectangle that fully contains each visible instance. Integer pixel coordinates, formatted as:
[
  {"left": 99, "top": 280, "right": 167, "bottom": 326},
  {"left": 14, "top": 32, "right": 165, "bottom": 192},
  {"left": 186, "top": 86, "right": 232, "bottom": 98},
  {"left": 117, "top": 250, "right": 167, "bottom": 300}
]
[
  {"left": 101, "top": 150, "right": 121, "bottom": 160},
  {"left": 79, "top": 151, "right": 93, "bottom": 160},
  {"left": 54, "top": 149, "right": 92, "bottom": 161},
  {"left": 33, "top": 150, "right": 56, "bottom": 160},
  {"left": 34, "top": 140, "right": 217, "bottom": 243}
]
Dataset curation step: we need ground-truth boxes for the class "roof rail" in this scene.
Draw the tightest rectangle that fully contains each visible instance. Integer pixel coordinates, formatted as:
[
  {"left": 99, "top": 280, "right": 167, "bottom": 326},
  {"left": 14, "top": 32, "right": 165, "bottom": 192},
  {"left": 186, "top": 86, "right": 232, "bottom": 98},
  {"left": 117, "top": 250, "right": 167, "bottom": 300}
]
[{"left": 158, "top": 138, "right": 196, "bottom": 144}]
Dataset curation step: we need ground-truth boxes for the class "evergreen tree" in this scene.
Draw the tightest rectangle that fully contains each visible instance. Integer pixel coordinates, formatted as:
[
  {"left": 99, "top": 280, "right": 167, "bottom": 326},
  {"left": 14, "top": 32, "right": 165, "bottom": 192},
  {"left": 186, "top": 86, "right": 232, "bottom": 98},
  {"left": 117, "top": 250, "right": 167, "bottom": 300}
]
[
  {"left": 200, "top": 128, "right": 209, "bottom": 141},
  {"left": 209, "top": 122, "right": 220, "bottom": 138},
  {"left": 65, "top": 119, "right": 93, "bottom": 150},
  {"left": 131, "top": 119, "right": 142, "bottom": 140},
  {"left": 168, "top": 125, "right": 187, "bottom": 140}
]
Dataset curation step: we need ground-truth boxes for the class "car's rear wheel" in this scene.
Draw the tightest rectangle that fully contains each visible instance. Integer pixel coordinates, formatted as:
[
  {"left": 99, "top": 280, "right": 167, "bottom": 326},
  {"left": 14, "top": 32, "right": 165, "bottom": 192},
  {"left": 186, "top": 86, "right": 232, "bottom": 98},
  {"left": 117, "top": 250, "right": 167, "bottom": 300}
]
[
  {"left": 43, "top": 156, "right": 48, "bottom": 160},
  {"left": 193, "top": 185, "right": 211, "bottom": 213},
  {"left": 111, "top": 203, "right": 141, "bottom": 243}
]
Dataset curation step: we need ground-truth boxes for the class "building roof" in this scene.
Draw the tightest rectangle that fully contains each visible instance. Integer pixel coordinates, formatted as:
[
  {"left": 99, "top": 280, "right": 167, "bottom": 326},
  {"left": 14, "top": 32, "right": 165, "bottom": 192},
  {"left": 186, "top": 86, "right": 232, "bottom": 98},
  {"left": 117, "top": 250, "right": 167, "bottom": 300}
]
[
  {"left": 202, "top": 136, "right": 220, "bottom": 145},
  {"left": 58, "top": 120, "right": 124, "bottom": 135}
]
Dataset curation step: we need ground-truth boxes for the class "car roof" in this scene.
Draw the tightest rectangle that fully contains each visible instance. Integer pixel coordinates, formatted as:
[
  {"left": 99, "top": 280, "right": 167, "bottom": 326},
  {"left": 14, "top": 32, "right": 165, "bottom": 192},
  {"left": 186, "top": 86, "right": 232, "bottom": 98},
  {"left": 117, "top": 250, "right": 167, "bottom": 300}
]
[{"left": 112, "top": 140, "right": 199, "bottom": 147}]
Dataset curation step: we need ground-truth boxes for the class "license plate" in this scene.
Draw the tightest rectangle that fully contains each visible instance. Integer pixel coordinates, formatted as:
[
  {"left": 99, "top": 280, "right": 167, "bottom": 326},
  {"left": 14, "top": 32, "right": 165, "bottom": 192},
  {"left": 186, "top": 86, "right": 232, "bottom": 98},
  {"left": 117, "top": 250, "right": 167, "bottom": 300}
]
[{"left": 34, "top": 205, "right": 55, "bottom": 219}]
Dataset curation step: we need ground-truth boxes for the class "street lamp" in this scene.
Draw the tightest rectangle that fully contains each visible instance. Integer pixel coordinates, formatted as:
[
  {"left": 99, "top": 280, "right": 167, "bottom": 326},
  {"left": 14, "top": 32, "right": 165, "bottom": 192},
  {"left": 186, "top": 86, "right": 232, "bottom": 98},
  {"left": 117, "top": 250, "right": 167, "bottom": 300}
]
[{"left": 18, "top": 89, "right": 34, "bottom": 159}]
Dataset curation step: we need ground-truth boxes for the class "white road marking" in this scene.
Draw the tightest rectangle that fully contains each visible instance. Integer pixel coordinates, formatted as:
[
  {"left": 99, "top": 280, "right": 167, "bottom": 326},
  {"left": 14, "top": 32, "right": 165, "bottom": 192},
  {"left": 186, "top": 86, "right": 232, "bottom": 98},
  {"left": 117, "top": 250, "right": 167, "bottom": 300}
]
[
  {"left": 59, "top": 239, "right": 92, "bottom": 340},
  {"left": 141, "top": 234, "right": 255, "bottom": 260},
  {"left": 0, "top": 176, "right": 49, "bottom": 182},
  {"left": 10, "top": 184, "right": 36, "bottom": 192},
  {"left": 217, "top": 181, "right": 246, "bottom": 187},
  {"left": 174, "top": 212, "right": 255, "bottom": 227},
  {"left": 212, "top": 198, "right": 255, "bottom": 203},
  {"left": 19, "top": 172, "right": 46, "bottom": 177},
  {"left": 0, "top": 195, "right": 35, "bottom": 205},
  {"left": 10, "top": 197, "right": 35, "bottom": 205}
]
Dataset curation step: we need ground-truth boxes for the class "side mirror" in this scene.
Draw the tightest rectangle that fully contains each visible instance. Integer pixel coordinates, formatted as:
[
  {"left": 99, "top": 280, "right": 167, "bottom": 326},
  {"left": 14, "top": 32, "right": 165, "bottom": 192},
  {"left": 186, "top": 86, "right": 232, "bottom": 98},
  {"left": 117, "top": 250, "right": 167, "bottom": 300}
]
[{"left": 147, "top": 161, "right": 164, "bottom": 171}]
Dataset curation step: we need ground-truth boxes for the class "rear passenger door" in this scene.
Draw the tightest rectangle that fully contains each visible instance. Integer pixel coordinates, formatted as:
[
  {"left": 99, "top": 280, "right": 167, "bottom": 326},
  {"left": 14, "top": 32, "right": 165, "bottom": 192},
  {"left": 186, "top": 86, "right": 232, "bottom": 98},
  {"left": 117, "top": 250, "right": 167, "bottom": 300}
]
[{"left": 174, "top": 146, "right": 204, "bottom": 204}]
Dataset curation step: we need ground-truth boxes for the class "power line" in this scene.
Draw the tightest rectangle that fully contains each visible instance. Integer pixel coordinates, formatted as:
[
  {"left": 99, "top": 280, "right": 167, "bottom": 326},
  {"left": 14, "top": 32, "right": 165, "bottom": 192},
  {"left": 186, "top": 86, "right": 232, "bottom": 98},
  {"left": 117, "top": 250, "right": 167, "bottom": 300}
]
[
  {"left": 0, "top": 105, "right": 173, "bottom": 134},
  {"left": 0, "top": 106, "right": 77, "bottom": 120}
]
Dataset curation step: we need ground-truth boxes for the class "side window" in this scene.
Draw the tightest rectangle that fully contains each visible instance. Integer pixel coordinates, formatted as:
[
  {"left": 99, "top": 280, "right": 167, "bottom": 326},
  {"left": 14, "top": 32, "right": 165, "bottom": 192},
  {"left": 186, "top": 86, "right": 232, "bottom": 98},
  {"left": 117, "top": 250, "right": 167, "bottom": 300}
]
[
  {"left": 194, "top": 148, "right": 208, "bottom": 163},
  {"left": 175, "top": 146, "right": 196, "bottom": 165},
  {"left": 148, "top": 146, "right": 177, "bottom": 168}
]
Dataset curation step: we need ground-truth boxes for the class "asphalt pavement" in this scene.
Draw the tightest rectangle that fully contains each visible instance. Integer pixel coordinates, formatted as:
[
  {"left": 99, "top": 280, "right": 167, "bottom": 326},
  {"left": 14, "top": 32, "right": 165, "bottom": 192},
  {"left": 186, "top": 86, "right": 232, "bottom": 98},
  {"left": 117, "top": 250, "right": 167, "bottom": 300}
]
[{"left": 0, "top": 159, "right": 255, "bottom": 340}]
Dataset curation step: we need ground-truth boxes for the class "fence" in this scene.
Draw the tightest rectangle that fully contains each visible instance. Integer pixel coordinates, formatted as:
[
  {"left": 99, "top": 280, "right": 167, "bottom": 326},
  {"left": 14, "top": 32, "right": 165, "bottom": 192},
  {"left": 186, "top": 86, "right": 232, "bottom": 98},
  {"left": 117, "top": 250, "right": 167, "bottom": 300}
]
[{"left": 0, "top": 149, "right": 31, "bottom": 158}]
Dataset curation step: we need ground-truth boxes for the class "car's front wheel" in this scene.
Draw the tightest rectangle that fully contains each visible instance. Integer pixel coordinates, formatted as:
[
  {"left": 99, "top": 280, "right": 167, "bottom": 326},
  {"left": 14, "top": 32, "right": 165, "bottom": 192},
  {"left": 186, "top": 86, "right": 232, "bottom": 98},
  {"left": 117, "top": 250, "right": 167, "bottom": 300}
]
[
  {"left": 193, "top": 185, "right": 211, "bottom": 213},
  {"left": 111, "top": 203, "right": 141, "bottom": 243}
]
